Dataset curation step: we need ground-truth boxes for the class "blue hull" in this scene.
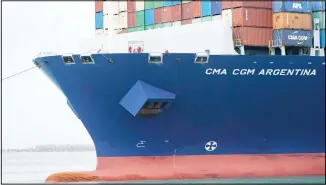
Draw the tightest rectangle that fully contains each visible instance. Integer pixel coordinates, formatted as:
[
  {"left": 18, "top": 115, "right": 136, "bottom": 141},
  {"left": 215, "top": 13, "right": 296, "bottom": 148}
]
[{"left": 34, "top": 54, "right": 325, "bottom": 181}]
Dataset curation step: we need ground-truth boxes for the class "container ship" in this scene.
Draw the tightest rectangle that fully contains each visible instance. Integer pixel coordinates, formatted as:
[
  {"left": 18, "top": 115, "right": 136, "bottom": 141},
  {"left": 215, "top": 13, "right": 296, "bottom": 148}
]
[{"left": 34, "top": 0, "right": 325, "bottom": 182}]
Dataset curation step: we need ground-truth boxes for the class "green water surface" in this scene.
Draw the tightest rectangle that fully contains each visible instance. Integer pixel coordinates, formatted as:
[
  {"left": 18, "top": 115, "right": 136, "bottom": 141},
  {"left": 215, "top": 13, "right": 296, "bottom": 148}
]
[{"left": 88, "top": 176, "right": 325, "bottom": 184}]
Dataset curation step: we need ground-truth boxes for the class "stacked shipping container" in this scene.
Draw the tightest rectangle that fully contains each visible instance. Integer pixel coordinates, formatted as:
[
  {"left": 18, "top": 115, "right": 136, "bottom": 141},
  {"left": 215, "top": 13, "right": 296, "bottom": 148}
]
[
  {"left": 221, "top": 1, "right": 273, "bottom": 47},
  {"left": 125, "top": 0, "right": 222, "bottom": 33},
  {"left": 95, "top": 1, "right": 104, "bottom": 34},
  {"left": 114, "top": 1, "right": 128, "bottom": 33},
  {"left": 272, "top": 1, "right": 313, "bottom": 48},
  {"left": 183, "top": 1, "right": 222, "bottom": 24},
  {"left": 312, "top": 1, "right": 326, "bottom": 48},
  {"left": 95, "top": 0, "right": 320, "bottom": 51}
]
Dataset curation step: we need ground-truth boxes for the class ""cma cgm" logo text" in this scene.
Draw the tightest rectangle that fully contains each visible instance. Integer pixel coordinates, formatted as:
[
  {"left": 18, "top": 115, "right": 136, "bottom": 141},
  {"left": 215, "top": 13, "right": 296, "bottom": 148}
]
[
  {"left": 287, "top": 30, "right": 309, "bottom": 45},
  {"left": 292, "top": 2, "right": 303, "bottom": 9},
  {"left": 288, "top": 35, "right": 308, "bottom": 41}
]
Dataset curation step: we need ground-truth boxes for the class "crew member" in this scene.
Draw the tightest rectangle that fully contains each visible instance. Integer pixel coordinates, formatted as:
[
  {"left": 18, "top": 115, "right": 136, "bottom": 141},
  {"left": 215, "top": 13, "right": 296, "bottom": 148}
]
[{"left": 137, "top": 46, "right": 143, "bottom": 53}]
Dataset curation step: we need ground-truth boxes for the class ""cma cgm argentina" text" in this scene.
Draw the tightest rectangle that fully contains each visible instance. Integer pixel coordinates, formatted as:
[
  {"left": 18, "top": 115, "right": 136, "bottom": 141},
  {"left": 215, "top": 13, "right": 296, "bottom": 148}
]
[{"left": 205, "top": 68, "right": 317, "bottom": 76}]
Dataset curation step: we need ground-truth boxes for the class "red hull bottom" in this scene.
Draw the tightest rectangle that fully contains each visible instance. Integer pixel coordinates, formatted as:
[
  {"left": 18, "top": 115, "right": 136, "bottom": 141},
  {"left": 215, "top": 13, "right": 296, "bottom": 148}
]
[{"left": 46, "top": 153, "right": 325, "bottom": 182}]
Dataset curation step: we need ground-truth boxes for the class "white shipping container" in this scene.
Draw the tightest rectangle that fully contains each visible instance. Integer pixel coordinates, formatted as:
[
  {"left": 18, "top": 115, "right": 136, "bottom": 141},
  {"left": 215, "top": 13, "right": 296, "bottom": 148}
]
[
  {"left": 103, "top": 14, "right": 110, "bottom": 30},
  {"left": 172, "top": 21, "right": 182, "bottom": 26},
  {"left": 103, "top": 1, "right": 110, "bottom": 14},
  {"left": 111, "top": 20, "right": 238, "bottom": 55},
  {"left": 104, "top": 29, "right": 110, "bottom": 36},
  {"left": 212, "top": 15, "right": 222, "bottom": 21},
  {"left": 118, "top": 1, "right": 127, "bottom": 12},
  {"left": 95, "top": 29, "right": 104, "bottom": 35},
  {"left": 103, "top": 10, "right": 116, "bottom": 32},
  {"left": 119, "top": 12, "right": 128, "bottom": 29},
  {"left": 192, "top": 18, "right": 202, "bottom": 24},
  {"left": 111, "top": 1, "right": 119, "bottom": 15},
  {"left": 113, "top": 14, "right": 119, "bottom": 30},
  {"left": 222, "top": 9, "right": 232, "bottom": 27},
  {"left": 136, "top": 1, "right": 144, "bottom": 11}
]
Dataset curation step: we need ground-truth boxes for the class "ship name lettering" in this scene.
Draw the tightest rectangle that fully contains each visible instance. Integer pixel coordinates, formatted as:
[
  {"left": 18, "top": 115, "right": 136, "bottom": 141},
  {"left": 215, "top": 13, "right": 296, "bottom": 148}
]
[
  {"left": 233, "top": 69, "right": 255, "bottom": 75},
  {"left": 205, "top": 68, "right": 227, "bottom": 75},
  {"left": 206, "top": 68, "right": 317, "bottom": 76},
  {"left": 258, "top": 69, "right": 316, "bottom": 76}
]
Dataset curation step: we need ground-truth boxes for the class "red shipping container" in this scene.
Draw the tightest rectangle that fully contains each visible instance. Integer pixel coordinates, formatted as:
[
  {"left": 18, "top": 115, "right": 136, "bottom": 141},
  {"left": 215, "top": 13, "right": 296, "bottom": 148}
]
[
  {"left": 191, "top": 1, "right": 201, "bottom": 18},
  {"left": 127, "top": 12, "right": 136, "bottom": 27},
  {"left": 232, "top": 27, "right": 272, "bottom": 47},
  {"left": 182, "top": 3, "right": 192, "bottom": 20},
  {"left": 127, "top": 0, "right": 136, "bottom": 12},
  {"left": 222, "top": 1, "right": 232, "bottom": 10},
  {"left": 172, "top": 5, "right": 181, "bottom": 21},
  {"left": 162, "top": 7, "right": 172, "bottom": 23},
  {"left": 232, "top": 1, "right": 272, "bottom": 9},
  {"left": 232, "top": 8, "right": 272, "bottom": 28},
  {"left": 95, "top": 1, "right": 103, "bottom": 12},
  {"left": 182, "top": 19, "right": 192, "bottom": 25},
  {"left": 154, "top": 8, "right": 163, "bottom": 24}
]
